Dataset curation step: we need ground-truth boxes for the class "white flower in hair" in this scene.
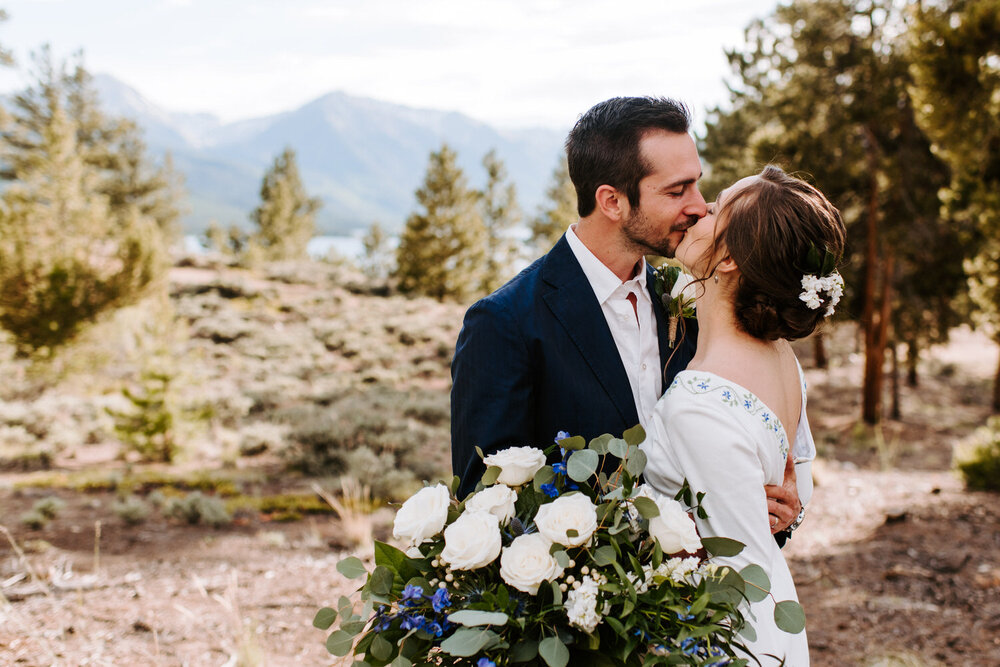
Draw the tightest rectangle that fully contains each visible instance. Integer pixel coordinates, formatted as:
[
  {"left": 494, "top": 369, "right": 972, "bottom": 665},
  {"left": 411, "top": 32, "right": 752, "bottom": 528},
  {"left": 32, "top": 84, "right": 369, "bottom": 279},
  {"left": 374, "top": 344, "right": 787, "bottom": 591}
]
[{"left": 799, "top": 271, "right": 844, "bottom": 316}]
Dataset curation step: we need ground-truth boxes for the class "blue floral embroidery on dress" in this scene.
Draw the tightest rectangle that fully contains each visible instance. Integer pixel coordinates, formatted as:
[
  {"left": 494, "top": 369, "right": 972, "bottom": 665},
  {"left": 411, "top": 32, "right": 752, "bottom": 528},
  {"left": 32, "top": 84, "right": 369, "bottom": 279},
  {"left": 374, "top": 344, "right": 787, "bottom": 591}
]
[{"left": 667, "top": 372, "right": 789, "bottom": 458}]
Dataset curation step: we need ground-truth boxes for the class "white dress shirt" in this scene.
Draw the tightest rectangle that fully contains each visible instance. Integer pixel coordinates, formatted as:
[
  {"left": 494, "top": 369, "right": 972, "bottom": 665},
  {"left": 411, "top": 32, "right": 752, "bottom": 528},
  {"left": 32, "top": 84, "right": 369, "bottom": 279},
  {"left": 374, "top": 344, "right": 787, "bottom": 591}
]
[{"left": 565, "top": 225, "right": 662, "bottom": 427}]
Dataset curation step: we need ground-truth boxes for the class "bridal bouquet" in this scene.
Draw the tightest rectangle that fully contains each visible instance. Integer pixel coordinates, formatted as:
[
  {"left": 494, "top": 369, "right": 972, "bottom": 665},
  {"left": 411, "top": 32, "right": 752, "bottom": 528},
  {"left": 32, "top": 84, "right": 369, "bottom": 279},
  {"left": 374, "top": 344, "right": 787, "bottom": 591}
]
[{"left": 316, "top": 426, "right": 802, "bottom": 666}]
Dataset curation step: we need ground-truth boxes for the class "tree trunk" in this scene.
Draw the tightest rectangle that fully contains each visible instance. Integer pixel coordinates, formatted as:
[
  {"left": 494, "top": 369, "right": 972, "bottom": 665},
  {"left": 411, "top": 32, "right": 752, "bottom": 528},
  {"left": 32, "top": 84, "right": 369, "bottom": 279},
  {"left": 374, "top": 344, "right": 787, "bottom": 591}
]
[
  {"left": 861, "top": 127, "right": 883, "bottom": 424},
  {"left": 906, "top": 339, "right": 919, "bottom": 387},
  {"left": 890, "top": 341, "right": 901, "bottom": 420},
  {"left": 994, "top": 342, "right": 1000, "bottom": 413},
  {"left": 813, "top": 331, "right": 828, "bottom": 369}
]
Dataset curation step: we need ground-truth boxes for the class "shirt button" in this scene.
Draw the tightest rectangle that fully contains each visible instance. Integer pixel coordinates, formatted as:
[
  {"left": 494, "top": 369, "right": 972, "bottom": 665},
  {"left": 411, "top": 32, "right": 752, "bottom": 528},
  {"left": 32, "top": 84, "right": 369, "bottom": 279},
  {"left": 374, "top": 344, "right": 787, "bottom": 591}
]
[{"left": 641, "top": 364, "right": 647, "bottom": 370}]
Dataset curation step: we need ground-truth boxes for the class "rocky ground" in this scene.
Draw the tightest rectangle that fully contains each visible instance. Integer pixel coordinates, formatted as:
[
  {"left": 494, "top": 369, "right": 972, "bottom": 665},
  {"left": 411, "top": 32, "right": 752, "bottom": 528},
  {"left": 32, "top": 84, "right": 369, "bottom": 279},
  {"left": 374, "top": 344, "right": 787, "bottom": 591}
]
[{"left": 1, "top": 261, "right": 998, "bottom": 666}]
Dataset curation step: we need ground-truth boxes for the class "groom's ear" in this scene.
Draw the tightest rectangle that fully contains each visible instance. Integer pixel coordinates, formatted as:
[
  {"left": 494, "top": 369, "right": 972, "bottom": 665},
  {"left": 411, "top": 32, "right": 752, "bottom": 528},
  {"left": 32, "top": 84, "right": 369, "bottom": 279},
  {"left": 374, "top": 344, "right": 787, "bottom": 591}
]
[{"left": 594, "top": 185, "right": 628, "bottom": 221}]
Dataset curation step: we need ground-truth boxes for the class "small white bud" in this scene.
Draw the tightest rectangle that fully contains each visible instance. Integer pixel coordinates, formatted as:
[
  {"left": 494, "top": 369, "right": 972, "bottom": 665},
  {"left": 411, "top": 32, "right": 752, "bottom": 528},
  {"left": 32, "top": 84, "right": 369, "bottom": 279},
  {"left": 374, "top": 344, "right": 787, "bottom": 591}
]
[
  {"left": 559, "top": 583, "right": 568, "bottom": 592},
  {"left": 445, "top": 573, "right": 454, "bottom": 582},
  {"left": 580, "top": 566, "right": 590, "bottom": 575}
]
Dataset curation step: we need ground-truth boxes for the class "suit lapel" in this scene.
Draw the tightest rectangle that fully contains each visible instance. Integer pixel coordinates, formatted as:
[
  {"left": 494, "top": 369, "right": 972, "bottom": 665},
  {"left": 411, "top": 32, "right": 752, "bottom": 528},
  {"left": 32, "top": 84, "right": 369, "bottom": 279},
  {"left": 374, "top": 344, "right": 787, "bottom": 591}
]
[{"left": 541, "top": 237, "right": 638, "bottom": 426}]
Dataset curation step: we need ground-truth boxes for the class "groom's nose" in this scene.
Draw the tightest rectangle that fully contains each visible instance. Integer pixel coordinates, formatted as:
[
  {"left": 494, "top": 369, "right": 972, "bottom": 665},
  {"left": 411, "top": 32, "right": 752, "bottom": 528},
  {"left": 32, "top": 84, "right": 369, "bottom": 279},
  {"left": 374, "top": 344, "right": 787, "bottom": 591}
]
[{"left": 683, "top": 188, "right": 708, "bottom": 219}]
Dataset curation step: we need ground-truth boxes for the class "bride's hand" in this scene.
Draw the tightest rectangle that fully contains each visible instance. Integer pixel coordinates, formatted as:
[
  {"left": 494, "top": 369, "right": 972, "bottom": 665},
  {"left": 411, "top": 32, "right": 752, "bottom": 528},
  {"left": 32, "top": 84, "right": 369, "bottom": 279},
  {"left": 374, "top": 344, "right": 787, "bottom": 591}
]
[{"left": 764, "top": 454, "right": 802, "bottom": 533}]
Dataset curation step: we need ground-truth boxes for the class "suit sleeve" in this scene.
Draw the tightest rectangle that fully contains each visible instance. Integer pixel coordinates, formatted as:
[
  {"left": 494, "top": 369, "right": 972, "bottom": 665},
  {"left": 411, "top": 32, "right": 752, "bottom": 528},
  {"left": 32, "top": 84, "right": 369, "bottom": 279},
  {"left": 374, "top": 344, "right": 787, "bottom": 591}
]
[{"left": 451, "top": 296, "right": 535, "bottom": 498}]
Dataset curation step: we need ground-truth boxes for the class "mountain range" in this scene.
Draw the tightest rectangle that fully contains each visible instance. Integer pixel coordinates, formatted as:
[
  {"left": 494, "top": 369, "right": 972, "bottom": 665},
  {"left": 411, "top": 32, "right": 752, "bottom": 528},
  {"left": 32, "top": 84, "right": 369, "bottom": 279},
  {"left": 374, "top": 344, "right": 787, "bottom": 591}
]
[{"left": 92, "top": 75, "right": 568, "bottom": 236}]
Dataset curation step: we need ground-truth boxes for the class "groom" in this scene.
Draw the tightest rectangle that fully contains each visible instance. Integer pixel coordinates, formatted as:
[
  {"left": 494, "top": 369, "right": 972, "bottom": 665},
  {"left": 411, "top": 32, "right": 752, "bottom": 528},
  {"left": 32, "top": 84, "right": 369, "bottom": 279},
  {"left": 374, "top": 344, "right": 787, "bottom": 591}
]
[{"left": 450, "top": 97, "right": 802, "bottom": 535}]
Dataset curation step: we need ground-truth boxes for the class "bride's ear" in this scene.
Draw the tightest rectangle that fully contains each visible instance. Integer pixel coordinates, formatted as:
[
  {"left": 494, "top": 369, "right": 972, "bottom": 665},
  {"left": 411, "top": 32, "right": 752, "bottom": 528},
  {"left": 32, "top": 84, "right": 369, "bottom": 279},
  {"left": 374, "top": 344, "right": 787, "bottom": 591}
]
[{"left": 715, "top": 254, "right": 739, "bottom": 277}]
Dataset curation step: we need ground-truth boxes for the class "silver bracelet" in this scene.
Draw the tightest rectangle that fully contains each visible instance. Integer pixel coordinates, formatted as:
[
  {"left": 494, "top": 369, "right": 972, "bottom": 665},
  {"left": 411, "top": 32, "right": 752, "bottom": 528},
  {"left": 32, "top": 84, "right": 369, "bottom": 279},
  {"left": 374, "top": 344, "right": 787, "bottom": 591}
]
[{"left": 788, "top": 507, "right": 806, "bottom": 532}]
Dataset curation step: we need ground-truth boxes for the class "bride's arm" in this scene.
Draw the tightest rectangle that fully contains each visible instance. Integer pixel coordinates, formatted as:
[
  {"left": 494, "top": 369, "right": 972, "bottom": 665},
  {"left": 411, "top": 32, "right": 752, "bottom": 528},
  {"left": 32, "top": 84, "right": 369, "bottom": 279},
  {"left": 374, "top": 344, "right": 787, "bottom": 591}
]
[{"left": 647, "top": 401, "right": 779, "bottom": 575}]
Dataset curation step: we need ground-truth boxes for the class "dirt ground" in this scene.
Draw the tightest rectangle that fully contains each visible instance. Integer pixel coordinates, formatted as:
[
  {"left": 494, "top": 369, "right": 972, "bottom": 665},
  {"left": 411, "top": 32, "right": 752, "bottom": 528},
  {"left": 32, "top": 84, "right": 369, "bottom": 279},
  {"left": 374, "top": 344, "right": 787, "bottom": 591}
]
[{"left": 1, "top": 326, "right": 999, "bottom": 666}]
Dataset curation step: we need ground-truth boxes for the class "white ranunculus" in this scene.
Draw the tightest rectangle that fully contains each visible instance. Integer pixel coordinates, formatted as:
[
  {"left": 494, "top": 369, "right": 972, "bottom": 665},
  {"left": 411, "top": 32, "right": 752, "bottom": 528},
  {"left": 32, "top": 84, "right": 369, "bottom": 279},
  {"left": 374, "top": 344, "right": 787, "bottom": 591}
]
[
  {"left": 483, "top": 446, "right": 547, "bottom": 487},
  {"left": 440, "top": 510, "right": 502, "bottom": 570},
  {"left": 499, "top": 533, "right": 564, "bottom": 594},
  {"left": 648, "top": 494, "right": 702, "bottom": 554},
  {"left": 464, "top": 484, "right": 517, "bottom": 524},
  {"left": 392, "top": 484, "right": 450, "bottom": 545},
  {"left": 533, "top": 493, "right": 598, "bottom": 547}
]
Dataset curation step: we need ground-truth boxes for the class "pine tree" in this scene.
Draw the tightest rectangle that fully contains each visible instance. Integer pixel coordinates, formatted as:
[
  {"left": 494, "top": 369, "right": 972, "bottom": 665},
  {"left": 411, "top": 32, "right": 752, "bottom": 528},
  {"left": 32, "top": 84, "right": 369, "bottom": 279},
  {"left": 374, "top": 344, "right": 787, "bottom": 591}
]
[
  {"left": 478, "top": 150, "right": 522, "bottom": 293},
  {"left": 0, "top": 50, "right": 165, "bottom": 355},
  {"left": 910, "top": 0, "right": 1000, "bottom": 410},
  {"left": 530, "top": 157, "right": 577, "bottom": 256},
  {"left": 360, "top": 221, "right": 394, "bottom": 281},
  {"left": 250, "top": 147, "right": 321, "bottom": 261},
  {"left": 394, "top": 144, "right": 486, "bottom": 301}
]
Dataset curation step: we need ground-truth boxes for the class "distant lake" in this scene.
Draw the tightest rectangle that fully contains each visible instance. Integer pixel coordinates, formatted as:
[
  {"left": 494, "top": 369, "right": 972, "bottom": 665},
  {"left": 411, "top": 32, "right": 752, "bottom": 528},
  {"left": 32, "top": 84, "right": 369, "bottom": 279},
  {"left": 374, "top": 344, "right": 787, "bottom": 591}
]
[{"left": 184, "top": 235, "right": 368, "bottom": 261}]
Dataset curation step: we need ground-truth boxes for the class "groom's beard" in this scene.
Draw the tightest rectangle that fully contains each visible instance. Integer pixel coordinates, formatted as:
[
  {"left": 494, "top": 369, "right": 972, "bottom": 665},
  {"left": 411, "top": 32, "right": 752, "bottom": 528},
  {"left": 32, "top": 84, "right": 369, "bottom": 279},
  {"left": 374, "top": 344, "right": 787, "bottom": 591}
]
[{"left": 623, "top": 210, "right": 700, "bottom": 258}]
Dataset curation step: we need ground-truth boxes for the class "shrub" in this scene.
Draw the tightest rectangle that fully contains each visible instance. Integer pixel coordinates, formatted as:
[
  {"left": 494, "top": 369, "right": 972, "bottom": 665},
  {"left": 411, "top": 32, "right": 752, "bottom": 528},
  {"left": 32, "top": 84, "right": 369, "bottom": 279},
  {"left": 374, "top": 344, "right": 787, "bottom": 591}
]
[
  {"left": 165, "top": 492, "right": 232, "bottom": 527},
  {"left": 20, "top": 510, "right": 49, "bottom": 530},
  {"left": 955, "top": 417, "right": 1000, "bottom": 492},
  {"left": 113, "top": 495, "right": 151, "bottom": 525},
  {"left": 33, "top": 496, "right": 66, "bottom": 519}
]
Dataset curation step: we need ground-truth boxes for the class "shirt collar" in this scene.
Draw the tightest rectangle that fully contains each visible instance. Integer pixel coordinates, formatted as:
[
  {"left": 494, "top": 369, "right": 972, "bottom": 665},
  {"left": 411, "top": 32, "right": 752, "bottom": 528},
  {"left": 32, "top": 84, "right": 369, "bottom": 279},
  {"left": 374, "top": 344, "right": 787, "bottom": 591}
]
[{"left": 565, "top": 224, "right": 648, "bottom": 305}]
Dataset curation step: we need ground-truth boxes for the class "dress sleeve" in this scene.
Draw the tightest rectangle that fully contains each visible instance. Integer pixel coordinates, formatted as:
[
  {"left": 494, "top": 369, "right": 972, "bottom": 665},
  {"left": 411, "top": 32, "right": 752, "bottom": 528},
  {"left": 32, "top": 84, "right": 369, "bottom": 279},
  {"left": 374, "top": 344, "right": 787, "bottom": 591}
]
[
  {"left": 791, "top": 359, "right": 815, "bottom": 506},
  {"left": 450, "top": 296, "right": 535, "bottom": 498},
  {"left": 648, "top": 398, "right": 778, "bottom": 577}
]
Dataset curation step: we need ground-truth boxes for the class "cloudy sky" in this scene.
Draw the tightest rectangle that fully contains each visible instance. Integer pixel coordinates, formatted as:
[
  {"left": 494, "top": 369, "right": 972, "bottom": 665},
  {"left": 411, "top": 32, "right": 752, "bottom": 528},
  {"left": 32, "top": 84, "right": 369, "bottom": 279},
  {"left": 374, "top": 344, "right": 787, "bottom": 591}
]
[{"left": 0, "top": 0, "right": 782, "bottom": 130}]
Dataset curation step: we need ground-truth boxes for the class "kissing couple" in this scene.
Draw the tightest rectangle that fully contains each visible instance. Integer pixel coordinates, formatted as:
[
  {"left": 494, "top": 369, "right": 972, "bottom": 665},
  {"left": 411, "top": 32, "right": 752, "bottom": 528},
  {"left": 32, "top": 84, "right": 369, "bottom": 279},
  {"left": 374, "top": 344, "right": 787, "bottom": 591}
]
[{"left": 451, "top": 96, "right": 846, "bottom": 664}]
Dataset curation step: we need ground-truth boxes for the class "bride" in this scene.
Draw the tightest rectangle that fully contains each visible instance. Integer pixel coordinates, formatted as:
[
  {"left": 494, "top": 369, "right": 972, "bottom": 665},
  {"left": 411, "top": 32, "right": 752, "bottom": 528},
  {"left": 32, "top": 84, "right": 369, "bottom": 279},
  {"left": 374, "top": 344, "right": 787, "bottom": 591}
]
[{"left": 641, "top": 165, "right": 846, "bottom": 665}]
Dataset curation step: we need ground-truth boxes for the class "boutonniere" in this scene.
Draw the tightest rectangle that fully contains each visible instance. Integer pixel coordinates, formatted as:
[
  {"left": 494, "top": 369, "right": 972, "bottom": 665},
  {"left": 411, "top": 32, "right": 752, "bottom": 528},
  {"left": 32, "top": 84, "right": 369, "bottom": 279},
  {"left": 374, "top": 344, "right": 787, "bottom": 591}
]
[{"left": 652, "top": 264, "right": 697, "bottom": 348}]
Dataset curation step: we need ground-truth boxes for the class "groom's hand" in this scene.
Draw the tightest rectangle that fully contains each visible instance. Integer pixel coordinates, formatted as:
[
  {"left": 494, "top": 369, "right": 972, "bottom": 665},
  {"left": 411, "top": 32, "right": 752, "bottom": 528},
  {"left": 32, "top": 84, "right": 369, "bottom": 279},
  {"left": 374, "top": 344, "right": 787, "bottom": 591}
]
[{"left": 765, "top": 454, "right": 802, "bottom": 533}]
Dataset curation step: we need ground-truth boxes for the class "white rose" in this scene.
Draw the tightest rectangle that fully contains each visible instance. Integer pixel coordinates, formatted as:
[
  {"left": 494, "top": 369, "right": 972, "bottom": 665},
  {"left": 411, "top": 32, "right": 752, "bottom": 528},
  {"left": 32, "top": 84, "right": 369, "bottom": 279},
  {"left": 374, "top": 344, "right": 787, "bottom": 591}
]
[
  {"left": 483, "top": 446, "right": 547, "bottom": 487},
  {"left": 392, "top": 484, "right": 450, "bottom": 545},
  {"left": 670, "top": 270, "right": 698, "bottom": 302},
  {"left": 533, "top": 493, "right": 598, "bottom": 547},
  {"left": 464, "top": 484, "right": 517, "bottom": 524},
  {"left": 648, "top": 495, "right": 702, "bottom": 554},
  {"left": 439, "top": 510, "right": 502, "bottom": 570},
  {"left": 499, "top": 533, "right": 564, "bottom": 594}
]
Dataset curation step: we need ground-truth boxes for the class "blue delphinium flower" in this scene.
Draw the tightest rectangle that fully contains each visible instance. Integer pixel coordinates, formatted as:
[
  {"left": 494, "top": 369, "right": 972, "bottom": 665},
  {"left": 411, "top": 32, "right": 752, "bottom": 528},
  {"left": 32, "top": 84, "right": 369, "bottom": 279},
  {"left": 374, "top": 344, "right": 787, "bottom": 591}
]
[
  {"left": 706, "top": 646, "right": 731, "bottom": 665},
  {"left": 372, "top": 605, "right": 392, "bottom": 632},
  {"left": 400, "top": 584, "right": 424, "bottom": 607},
  {"left": 477, "top": 658, "right": 497, "bottom": 667},
  {"left": 399, "top": 613, "right": 427, "bottom": 631},
  {"left": 540, "top": 482, "right": 559, "bottom": 498},
  {"left": 552, "top": 462, "right": 567, "bottom": 475},
  {"left": 676, "top": 605, "right": 696, "bottom": 621},
  {"left": 430, "top": 587, "right": 451, "bottom": 613},
  {"left": 555, "top": 430, "right": 570, "bottom": 442},
  {"left": 680, "top": 638, "right": 698, "bottom": 655},
  {"left": 426, "top": 621, "right": 446, "bottom": 637}
]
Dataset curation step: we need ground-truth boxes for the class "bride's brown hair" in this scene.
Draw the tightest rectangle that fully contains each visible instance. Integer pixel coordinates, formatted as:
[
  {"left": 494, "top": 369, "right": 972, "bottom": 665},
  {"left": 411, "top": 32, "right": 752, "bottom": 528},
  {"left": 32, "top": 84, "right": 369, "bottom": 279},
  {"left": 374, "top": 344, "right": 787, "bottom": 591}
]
[{"left": 716, "top": 165, "right": 846, "bottom": 341}]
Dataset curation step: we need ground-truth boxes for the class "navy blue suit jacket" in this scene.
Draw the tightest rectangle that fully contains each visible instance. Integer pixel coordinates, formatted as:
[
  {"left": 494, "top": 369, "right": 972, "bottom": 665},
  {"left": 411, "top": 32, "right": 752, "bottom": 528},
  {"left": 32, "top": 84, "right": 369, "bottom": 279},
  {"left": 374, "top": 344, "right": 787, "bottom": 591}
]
[{"left": 450, "top": 235, "right": 698, "bottom": 498}]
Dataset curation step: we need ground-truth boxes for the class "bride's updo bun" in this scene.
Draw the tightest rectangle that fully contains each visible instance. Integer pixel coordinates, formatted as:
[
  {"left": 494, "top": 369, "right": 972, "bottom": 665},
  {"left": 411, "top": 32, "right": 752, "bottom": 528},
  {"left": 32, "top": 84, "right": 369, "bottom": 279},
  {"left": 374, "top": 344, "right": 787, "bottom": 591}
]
[{"left": 719, "top": 165, "right": 846, "bottom": 341}]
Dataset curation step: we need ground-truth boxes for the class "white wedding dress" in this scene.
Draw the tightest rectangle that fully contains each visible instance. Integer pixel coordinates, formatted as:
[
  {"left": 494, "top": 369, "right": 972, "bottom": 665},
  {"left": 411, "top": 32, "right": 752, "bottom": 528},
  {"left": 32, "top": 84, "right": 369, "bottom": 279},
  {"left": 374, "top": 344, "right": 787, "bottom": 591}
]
[{"left": 641, "top": 363, "right": 814, "bottom": 666}]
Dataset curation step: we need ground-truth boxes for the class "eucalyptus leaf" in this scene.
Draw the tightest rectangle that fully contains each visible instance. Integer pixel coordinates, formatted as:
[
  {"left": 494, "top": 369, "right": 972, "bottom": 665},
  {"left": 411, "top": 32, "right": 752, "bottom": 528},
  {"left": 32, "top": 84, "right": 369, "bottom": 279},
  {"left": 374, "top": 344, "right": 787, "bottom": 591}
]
[
  {"left": 553, "top": 550, "right": 570, "bottom": 568},
  {"left": 450, "top": 474, "right": 461, "bottom": 496},
  {"left": 370, "top": 634, "right": 394, "bottom": 661},
  {"left": 538, "top": 636, "right": 569, "bottom": 667},
  {"left": 337, "top": 556, "right": 368, "bottom": 580},
  {"left": 341, "top": 620, "right": 367, "bottom": 635},
  {"left": 439, "top": 628, "right": 498, "bottom": 656},
  {"left": 608, "top": 438, "right": 628, "bottom": 459},
  {"left": 390, "top": 657, "right": 413, "bottom": 667},
  {"left": 533, "top": 465, "right": 556, "bottom": 492},
  {"left": 593, "top": 545, "right": 617, "bottom": 566},
  {"left": 312, "top": 607, "right": 337, "bottom": 630},
  {"left": 588, "top": 433, "right": 613, "bottom": 454},
  {"left": 739, "top": 623, "right": 758, "bottom": 643},
  {"left": 622, "top": 424, "right": 646, "bottom": 446},
  {"left": 446, "top": 610, "right": 510, "bottom": 627},
  {"left": 325, "top": 630, "right": 355, "bottom": 657},
  {"left": 740, "top": 564, "right": 771, "bottom": 602},
  {"left": 624, "top": 447, "right": 647, "bottom": 477},
  {"left": 774, "top": 600, "right": 807, "bottom": 633},
  {"left": 558, "top": 435, "right": 586, "bottom": 451},
  {"left": 511, "top": 639, "right": 538, "bottom": 662},
  {"left": 702, "top": 536, "right": 746, "bottom": 557},
  {"left": 567, "top": 449, "right": 599, "bottom": 482},
  {"left": 632, "top": 496, "right": 660, "bottom": 519},
  {"left": 481, "top": 465, "right": 502, "bottom": 486}
]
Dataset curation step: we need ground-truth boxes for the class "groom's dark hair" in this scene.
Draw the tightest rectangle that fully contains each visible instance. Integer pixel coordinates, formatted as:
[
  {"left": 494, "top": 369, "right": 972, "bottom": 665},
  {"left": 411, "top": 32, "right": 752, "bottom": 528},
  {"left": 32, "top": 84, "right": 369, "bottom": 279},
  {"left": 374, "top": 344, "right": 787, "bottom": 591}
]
[{"left": 566, "top": 96, "right": 691, "bottom": 217}]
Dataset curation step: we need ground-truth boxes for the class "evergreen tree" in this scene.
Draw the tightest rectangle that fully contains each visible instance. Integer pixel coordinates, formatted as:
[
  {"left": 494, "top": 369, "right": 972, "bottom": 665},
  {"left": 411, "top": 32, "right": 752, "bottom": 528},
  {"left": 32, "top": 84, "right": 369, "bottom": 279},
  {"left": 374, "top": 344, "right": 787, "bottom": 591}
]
[
  {"left": 249, "top": 147, "right": 321, "bottom": 261},
  {"left": 530, "top": 157, "right": 576, "bottom": 255},
  {"left": 478, "top": 150, "right": 522, "bottom": 293},
  {"left": 360, "top": 221, "right": 394, "bottom": 281},
  {"left": 0, "top": 50, "right": 165, "bottom": 355},
  {"left": 394, "top": 144, "right": 486, "bottom": 301},
  {"left": 701, "top": 0, "right": 966, "bottom": 423},
  {"left": 910, "top": 0, "right": 1000, "bottom": 410}
]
